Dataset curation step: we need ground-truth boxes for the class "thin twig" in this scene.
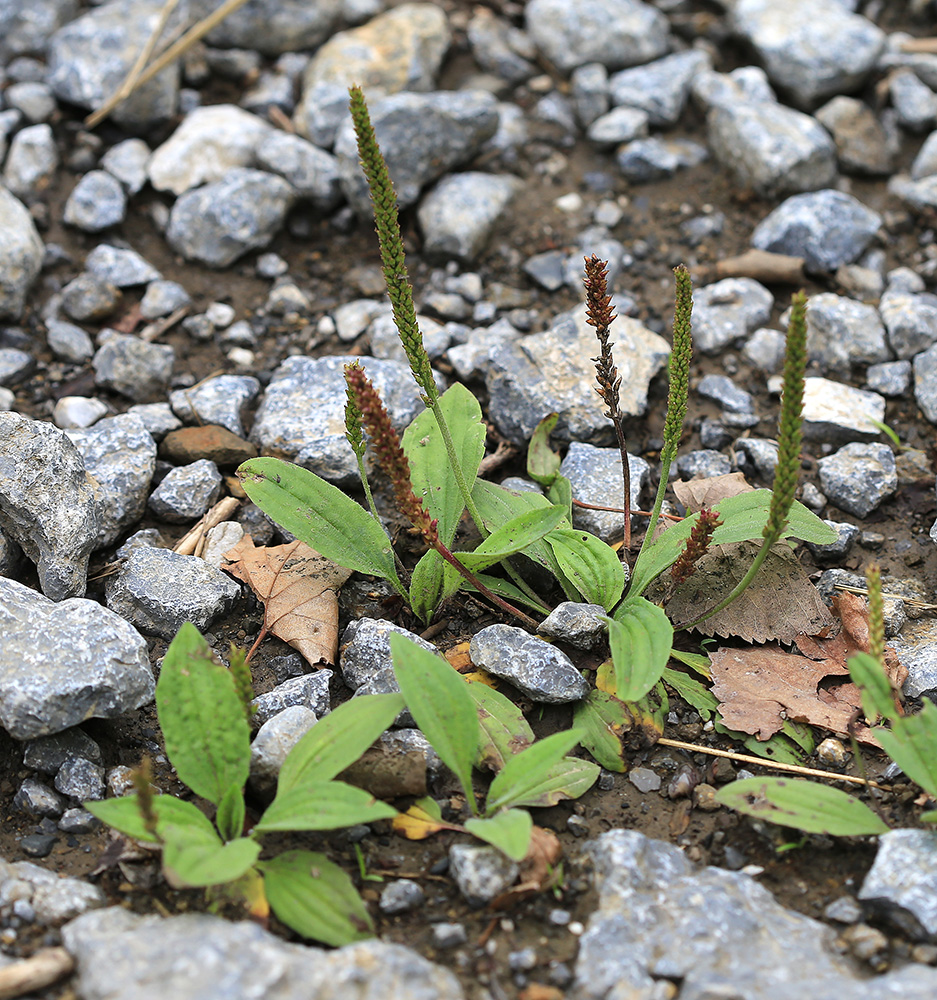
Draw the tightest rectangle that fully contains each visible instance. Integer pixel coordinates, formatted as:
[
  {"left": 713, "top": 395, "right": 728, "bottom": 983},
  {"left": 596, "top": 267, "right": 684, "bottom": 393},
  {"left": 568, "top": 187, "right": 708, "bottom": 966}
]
[
  {"left": 0, "top": 948, "right": 74, "bottom": 1000},
  {"left": 139, "top": 303, "right": 190, "bottom": 342},
  {"left": 173, "top": 497, "right": 241, "bottom": 556}
]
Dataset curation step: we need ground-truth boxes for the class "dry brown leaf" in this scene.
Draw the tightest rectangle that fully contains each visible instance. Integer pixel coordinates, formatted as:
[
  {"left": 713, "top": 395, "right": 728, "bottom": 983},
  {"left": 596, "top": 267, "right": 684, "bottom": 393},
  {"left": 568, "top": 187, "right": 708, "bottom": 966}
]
[
  {"left": 490, "top": 826, "right": 563, "bottom": 910},
  {"left": 222, "top": 536, "right": 352, "bottom": 667},
  {"left": 672, "top": 472, "right": 753, "bottom": 512},
  {"left": 665, "top": 540, "right": 833, "bottom": 643},
  {"left": 444, "top": 641, "right": 474, "bottom": 673}
]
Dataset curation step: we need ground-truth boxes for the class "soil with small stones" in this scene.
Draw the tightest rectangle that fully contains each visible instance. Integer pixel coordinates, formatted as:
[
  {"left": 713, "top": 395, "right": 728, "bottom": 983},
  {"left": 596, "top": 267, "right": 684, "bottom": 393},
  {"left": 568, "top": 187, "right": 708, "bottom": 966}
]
[{"left": 3, "top": 1, "right": 937, "bottom": 995}]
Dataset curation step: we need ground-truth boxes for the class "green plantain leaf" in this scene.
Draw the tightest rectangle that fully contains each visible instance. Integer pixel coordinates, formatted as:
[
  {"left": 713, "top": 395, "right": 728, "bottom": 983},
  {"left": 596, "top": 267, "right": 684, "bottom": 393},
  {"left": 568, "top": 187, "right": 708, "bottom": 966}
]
[
  {"left": 876, "top": 699, "right": 937, "bottom": 801},
  {"left": 485, "top": 729, "right": 585, "bottom": 813},
  {"left": 574, "top": 690, "right": 629, "bottom": 772},
  {"left": 277, "top": 693, "right": 404, "bottom": 793},
  {"left": 162, "top": 828, "right": 260, "bottom": 888},
  {"left": 546, "top": 527, "right": 626, "bottom": 611},
  {"left": 255, "top": 781, "right": 397, "bottom": 833},
  {"left": 465, "top": 809, "right": 533, "bottom": 861},
  {"left": 236, "top": 457, "right": 403, "bottom": 594},
  {"left": 849, "top": 652, "right": 901, "bottom": 724},
  {"left": 156, "top": 623, "right": 251, "bottom": 806},
  {"left": 668, "top": 648, "right": 711, "bottom": 677},
  {"left": 501, "top": 757, "right": 600, "bottom": 809},
  {"left": 403, "top": 383, "right": 486, "bottom": 548},
  {"left": 527, "top": 413, "right": 561, "bottom": 486},
  {"left": 84, "top": 793, "right": 216, "bottom": 844},
  {"left": 391, "top": 634, "right": 479, "bottom": 813},
  {"left": 661, "top": 666, "right": 718, "bottom": 720},
  {"left": 714, "top": 777, "right": 888, "bottom": 836},
  {"left": 713, "top": 721, "right": 807, "bottom": 765},
  {"left": 600, "top": 597, "right": 674, "bottom": 702},
  {"left": 216, "top": 782, "right": 246, "bottom": 842},
  {"left": 467, "top": 680, "right": 534, "bottom": 772},
  {"left": 459, "top": 572, "right": 553, "bottom": 614},
  {"left": 409, "top": 548, "right": 444, "bottom": 624},
  {"left": 261, "top": 850, "right": 373, "bottom": 945}
]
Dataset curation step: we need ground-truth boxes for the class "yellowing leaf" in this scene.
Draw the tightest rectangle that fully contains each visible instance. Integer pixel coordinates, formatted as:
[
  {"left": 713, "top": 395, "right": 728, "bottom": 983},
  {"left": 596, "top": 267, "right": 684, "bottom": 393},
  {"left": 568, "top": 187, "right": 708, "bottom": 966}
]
[{"left": 391, "top": 801, "right": 459, "bottom": 841}]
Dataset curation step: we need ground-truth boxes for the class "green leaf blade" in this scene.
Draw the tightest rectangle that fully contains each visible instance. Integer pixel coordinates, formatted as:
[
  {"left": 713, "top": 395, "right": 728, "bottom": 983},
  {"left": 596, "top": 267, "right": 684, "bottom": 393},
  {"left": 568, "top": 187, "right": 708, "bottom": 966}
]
[
  {"left": 574, "top": 690, "right": 628, "bottom": 773},
  {"left": 605, "top": 598, "right": 674, "bottom": 702},
  {"left": 546, "top": 527, "right": 625, "bottom": 611},
  {"left": 877, "top": 701, "right": 937, "bottom": 801},
  {"left": 162, "top": 831, "right": 260, "bottom": 889},
  {"left": 465, "top": 810, "right": 533, "bottom": 861},
  {"left": 84, "top": 793, "right": 216, "bottom": 844},
  {"left": 486, "top": 729, "right": 585, "bottom": 813},
  {"left": 467, "top": 681, "right": 534, "bottom": 772},
  {"left": 255, "top": 782, "right": 397, "bottom": 834}
]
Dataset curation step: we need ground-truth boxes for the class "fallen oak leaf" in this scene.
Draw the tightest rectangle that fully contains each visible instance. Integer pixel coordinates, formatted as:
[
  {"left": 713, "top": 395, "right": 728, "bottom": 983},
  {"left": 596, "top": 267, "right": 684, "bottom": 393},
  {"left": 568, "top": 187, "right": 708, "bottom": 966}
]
[{"left": 222, "top": 536, "right": 352, "bottom": 667}]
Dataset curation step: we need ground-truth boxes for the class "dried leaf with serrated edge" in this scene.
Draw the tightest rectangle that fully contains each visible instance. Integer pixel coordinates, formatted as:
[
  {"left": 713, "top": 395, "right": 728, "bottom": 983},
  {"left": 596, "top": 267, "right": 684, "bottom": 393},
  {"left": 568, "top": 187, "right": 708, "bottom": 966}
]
[
  {"left": 710, "top": 643, "right": 877, "bottom": 744},
  {"left": 665, "top": 540, "right": 832, "bottom": 643},
  {"left": 672, "top": 472, "right": 753, "bottom": 512},
  {"left": 222, "top": 536, "right": 351, "bottom": 667}
]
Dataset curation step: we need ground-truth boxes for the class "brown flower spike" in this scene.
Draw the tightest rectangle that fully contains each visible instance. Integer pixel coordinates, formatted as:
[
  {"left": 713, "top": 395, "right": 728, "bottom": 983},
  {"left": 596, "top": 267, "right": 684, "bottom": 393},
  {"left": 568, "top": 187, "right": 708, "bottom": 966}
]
[{"left": 671, "top": 507, "right": 722, "bottom": 586}]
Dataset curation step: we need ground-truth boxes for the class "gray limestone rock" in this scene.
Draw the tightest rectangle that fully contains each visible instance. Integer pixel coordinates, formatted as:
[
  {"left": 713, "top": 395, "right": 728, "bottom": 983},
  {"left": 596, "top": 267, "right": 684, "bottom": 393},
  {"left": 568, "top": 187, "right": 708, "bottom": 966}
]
[
  {"left": 804, "top": 520, "right": 860, "bottom": 564},
  {"left": 62, "top": 907, "right": 465, "bottom": 1000},
  {"left": 691, "top": 278, "right": 774, "bottom": 355},
  {"left": 469, "top": 624, "right": 590, "bottom": 703},
  {"left": 866, "top": 360, "right": 911, "bottom": 398},
  {"left": 0, "top": 348, "right": 33, "bottom": 386},
  {"left": 890, "top": 618, "right": 937, "bottom": 698},
  {"left": 560, "top": 441, "right": 649, "bottom": 542},
  {"left": 93, "top": 334, "right": 174, "bottom": 403},
  {"left": 449, "top": 844, "right": 519, "bottom": 908},
  {"left": 890, "top": 69, "right": 937, "bottom": 132},
  {"left": 860, "top": 830, "right": 937, "bottom": 941},
  {"left": 817, "top": 442, "right": 897, "bottom": 517},
  {"left": 585, "top": 106, "right": 649, "bottom": 146},
  {"left": 880, "top": 289, "right": 937, "bottom": 360},
  {"left": 55, "top": 756, "right": 106, "bottom": 801},
  {"left": 254, "top": 132, "right": 342, "bottom": 211},
  {"left": 168, "top": 374, "right": 260, "bottom": 438},
  {"left": 0, "top": 858, "right": 105, "bottom": 925},
  {"left": 15, "top": 778, "right": 66, "bottom": 818},
  {"left": 889, "top": 173, "right": 937, "bottom": 212},
  {"left": 676, "top": 449, "right": 732, "bottom": 479},
  {"left": 146, "top": 460, "right": 223, "bottom": 523},
  {"left": 379, "top": 879, "right": 425, "bottom": 915},
  {"left": 537, "top": 602, "right": 608, "bottom": 650},
  {"left": 486, "top": 306, "right": 669, "bottom": 445},
  {"left": 62, "top": 273, "right": 122, "bottom": 323},
  {"left": 23, "top": 729, "right": 103, "bottom": 774},
  {"left": 166, "top": 168, "right": 296, "bottom": 268},
  {"left": 250, "top": 672, "right": 333, "bottom": 728},
  {"left": 48, "top": 0, "right": 182, "bottom": 130},
  {"left": 608, "top": 49, "right": 708, "bottom": 127},
  {"left": 333, "top": 90, "right": 499, "bottom": 216},
  {"left": 340, "top": 618, "right": 441, "bottom": 697},
  {"left": 249, "top": 705, "right": 317, "bottom": 795},
  {"left": 0, "top": 576, "right": 153, "bottom": 740},
  {"left": 615, "top": 136, "right": 707, "bottom": 182},
  {"left": 417, "top": 172, "right": 522, "bottom": 263},
  {"left": 66, "top": 413, "right": 157, "bottom": 548},
  {"left": 3, "top": 122, "right": 59, "bottom": 199},
  {"left": 0, "top": 0, "right": 80, "bottom": 61},
  {"left": 250, "top": 356, "right": 428, "bottom": 484},
  {"left": 467, "top": 7, "right": 536, "bottom": 85},
  {"left": 100, "top": 138, "right": 151, "bottom": 195},
  {"left": 0, "top": 412, "right": 101, "bottom": 599},
  {"left": 85, "top": 244, "right": 161, "bottom": 287},
  {"left": 708, "top": 100, "right": 837, "bottom": 197},
  {"left": 63, "top": 171, "right": 127, "bottom": 232},
  {"left": 46, "top": 320, "right": 95, "bottom": 364},
  {"left": 734, "top": 438, "right": 780, "bottom": 480},
  {"left": 105, "top": 547, "right": 240, "bottom": 639},
  {"left": 751, "top": 189, "right": 882, "bottom": 273},
  {"left": 913, "top": 342, "right": 937, "bottom": 424},
  {"left": 815, "top": 95, "right": 895, "bottom": 175},
  {"left": 0, "top": 186, "right": 43, "bottom": 321},
  {"left": 797, "top": 293, "right": 891, "bottom": 374},
  {"left": 697, "top": 374, "right": 754, "bottom": 414},
  {"left": 576, "top": 829, "right": 937, "bottom": 999},
  {"left": 729, "top": 0, "right": 885, "bottom": 108},
  {"left": 802, "top": 377, "right": 885, "bottom": 443},
  {"left": 911, "top": 131, "right": 937, "bottom": 182},
  {"left": 525, "top": 0, "right": 670, "bottom": 74}
]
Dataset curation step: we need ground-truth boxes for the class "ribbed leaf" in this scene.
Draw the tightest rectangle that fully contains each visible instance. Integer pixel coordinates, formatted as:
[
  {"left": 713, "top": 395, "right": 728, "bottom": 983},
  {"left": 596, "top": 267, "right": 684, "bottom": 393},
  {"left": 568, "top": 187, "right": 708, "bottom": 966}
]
[
  {"left": 599, "top": 597, "right": 673, "bottom": 702},
  {"left": 486, "top": 729, "right": 584, "bottom": 813},
  {"left": 84, "top": 793, "right": 215, "bottom": 844},
  {"left": 162, "top": 829, "right": 259, "bottom": 889},
  {"left": 876, "top": 700, "right": 937, "bottom": 801},
  {"left": 546, "top": 528, "right": 625, "bottom": 611},
  {"left": 255, "top": 781, "right": 396, "bottom": 833},
  {"left": 467, "top": 681, "right": 534, "bottom": 772},
  {"left": 465, "top": 809, "right": 533, "bottom": 861}
]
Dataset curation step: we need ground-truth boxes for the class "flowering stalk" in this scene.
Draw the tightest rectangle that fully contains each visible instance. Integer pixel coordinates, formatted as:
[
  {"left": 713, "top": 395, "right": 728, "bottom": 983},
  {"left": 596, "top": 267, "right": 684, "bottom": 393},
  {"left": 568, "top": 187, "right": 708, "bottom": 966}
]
[
  {"left": 344, "top": 364, "right": 538, "bottom": 629},
  {"left": 586, "top": 254, "right": 631, "bottom": 549},
  {"left": 344, "top": 371, "right": 381, "bottom": 524},
  {"left": 131, "top": 756, "right": 160, "bottom": 842},
  {"left": 865, "top": 562, "right": 885, "bottom": 666},
  {"left": 228, "top": 644, "right": 256, "bottom": 723},
  {"left": 670, "top": 508, "right": 721, "bottom": 586}
]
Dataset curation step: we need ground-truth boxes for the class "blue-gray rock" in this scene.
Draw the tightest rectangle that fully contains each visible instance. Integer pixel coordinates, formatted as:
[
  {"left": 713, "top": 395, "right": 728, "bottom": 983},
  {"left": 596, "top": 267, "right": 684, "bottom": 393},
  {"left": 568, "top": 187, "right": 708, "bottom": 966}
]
[
  {"left": 446, "top": 319, "right": 522, "bottom": 380},
  {"left": 537, "top": 602, "right": 607, "bottom": 650},
  {"left": 560, "top": 441, "right": 649, "bottom": 543},
  {"left": 860, "top": 830, "right": 937, "bottom": 941},
  {"left": 628, "top": 766, "right": 661, "bottom": 793},
  {"left": 676, "top": 449, "right": 732, "bottom": 479},
  {"left": 23, "top": 729, "right": 103, "bottom": 774},
  {"left": 250, "top": 672, "right": 333, "bottom": 728},
  {"left": 128, "top": 402, "right": 182, "bottom": 441},
  {"left": 0, "top": 576, "right": 153, "bottom": 739},
  {"left": 0, "top": 186, "right": 43, "bottom": 320},
  {"left": 880, "top": 289, "right": 937, "bottom": 360},
  {"left": 699, "top": 419, "right": 733, "bottom": 451},
  {"left": 105, "top": 547, "right": 240, "bottom": 639},
  {"left": 890, "top": 69, "right": 937, "bottom": 132},
  {"left": 369, "top": 312, "right": 449, "bottom": 364},
  {"left": 61, "top": 273, "right": 122, "bottom": 322},
  {"left": 585, "top": 107, "right": 649, "bottom": 146},
  {"left": 166, "top": 168, "right": 296, "bottom": 268},
  {"left": 2, "top": 122, "right": 59, "bottom": 198},
  {"left": 64, "top": 171, "right": 127, "bottom": 232},
  {"left": 467, "top": 7, "right": 537, "bottom": 84},
  {"left": 417, "top": 172, "right": 521, "bottom": 262},
  {"left": 691, "top": 278, "right": 773, "bottom": 355},
  {"left": 615, "top": 136, "right": 707, "bottom": 182},
  {"left": 802, "top": 377, "right": 885, "bottom": 443},
  {"left": 707, "top": 100, "right": 837, "bottom": 197},
  {"left": 254, "top": 132, "right": 342, "bottom": 211},
  {"left": 169, "top": 375, "right": 260, "bottom": 438},
  {"left": 54, "top": 757, "right": 105, "bottom": 801},
  {"left": 522, "top": 249, "right": 567, "bottom": 291},
  {"left": 486, "top": 306, "right": 669, "bottom": 445},
  {"left": 66, "top": 413, "right": 157, "bottom": 548},
  {"left": 729, "top": 0, "right": 885, "bottom": 108},
  {"left": 609, "top": 49, "right": 709, "bottom": 127},
  {"left": 449, "top": 843, "right": 519, "bottom": 908},
  {"left": 140, "top": 279, "right": 191, "bottom": 320},
  {"left": 101, "top": 138, "right": 151, "bottom": 195},
  {"left": 15, "top": 778, "right": 66, "bottom": 818},
  {"left": 250, "top": 356, "right": 428, "bottom": 484},
  {"left": 911, "top": 131, "right": 937, "bottom": 182},
  {"left": 432, "top": 923, "right": 468, "bottom": 949},
  {"left": 46, "top": 320, "right": 94, "bottom": 364},
  {"left": 697, "top": 374, "right": 754, "bottom": 414},
  {"left": 249, "top": 705, "right": 318, "bottom": 795},
  {"left": 468, "top": 624, "right": 590, "bottom": 703},
  {"left": 6, "top": 81, "right": 56, "bottom": 123},
  {"left": 913, "top": 343, "right": 937, "bottom": 424},
  {"left": 292, "top": 81, "right": 352, "bottom": 149},
  {"left": 0, "top": 347, "right": 32, "bottom": 386},
  {"left": 525, "top": 0, "right": 669, "bottom": 74},
  {"left": 241, "top": 69, "right": 296, "bottom": 119},
  {"left": 804, "top": 520, "right": 859, "bottom": 564},
  {"left": 147, "top": 459, "right": 222, "bottom": 523},
  {"left": 85, "top": 244, "right": 161, "bottom": 287},
  {"left": 48, "top": 0, "right": 183, "bottom": 130},
  {"left": 0, "top": 412, "right": 101, "bottom": 599},
  {"left": 0, "top": 0, "right": 79, "bottom": 60},
  {"left": 0, "top": 857, "right": 105, "bottom": 924},
  {"left": 796, "top": 293, "right": 891, "bottom": 374},
  {"left": 93, "top": 333, "right": 174, "bottom": 403},
  {"left": 333, "top": 91, "right": 499, "bottom": 216},
  {"left": 340, "top": 618, "right": 441, "bottom": 698},
  {"left": 63, "top": 908, "right": 465, "bottom": 1000},
  {"left": 379, "top": 879, "right": 425, "bottom": 915},
  {"left": 814, "top": 96, "right": 895, "bottom": 176},
  {"left": 691, "top": 65, "right": 776, "bottom": 112},
  {"left": 866, "top": 360, "right": 912, "bottom": 398},
  {"left": 751, "top": 189, "right": 882, "bottom": 273},
  {"left": 734, "top": 438, "right": 779, "bottom": 480},
  {"left": 891, "top": 171, "right": 937, "bottom": 211},
  {"left": 817, "top": 443, "right": 896, "bottom": 517},
  {"left": 577, "top": 829, "right": 937, "bottom": 999}
]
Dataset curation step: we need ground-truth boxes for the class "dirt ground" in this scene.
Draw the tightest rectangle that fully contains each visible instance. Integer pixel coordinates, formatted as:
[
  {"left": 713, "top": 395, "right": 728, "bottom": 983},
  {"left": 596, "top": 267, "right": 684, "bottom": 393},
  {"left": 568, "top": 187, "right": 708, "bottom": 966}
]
[{"left": 3, "top": 1, "right": 937, "bottom": 995}]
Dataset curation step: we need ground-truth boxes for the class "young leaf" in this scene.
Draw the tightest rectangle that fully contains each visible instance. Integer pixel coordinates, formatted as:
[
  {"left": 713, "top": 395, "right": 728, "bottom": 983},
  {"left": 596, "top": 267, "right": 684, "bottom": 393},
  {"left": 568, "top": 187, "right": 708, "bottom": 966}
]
[
  {"left": 216, "top": 782, "right": 246, "bottom": 842},
  {"left": 458, "top": 572, "right": 553, "bottom": 615},
  {"left": 277, "top": 693, "right": 404, "bottom": 793},
  {"left": 527, "top": 413, "right": 562, "bottom": 486},
  {"left": 547, "top": 474, "right": 573, "bottom": 521},
  {"left": 713, "top": 721, "right": 807, "bottom": 765},
  {"left": 668, "top": 648, "right": 711, "bottom": 677},
  {"left": 162, "top": 828, "right": 260, "bottom": 888},
  {"left": 467, "top": 681, "right": 534, "bottom": 772},
  {"left": 391, "top": 633, "right": 480, "bottom": 813},
  {"left": 156, "top": 623, "right": 251, "bottom": 806},
  {"left": 84, "top": 793, "right": 216, "bottom": 844},
  {"left": 409, "top": 548, "right": 444, "bottom": 624},
  {"left": 465, "top": 809, "right": 533, "bottom": 861},
  {"left": 403, "top": 383, "right": 486, "bottom": 547},
  {"left": 599, "top": 598, "right": 674, "bottom": 702},
  {"left": 876, "top": 699, "right": 937, "bottom": 801},
  {"left": 849, "top": 651, "right": 901, "bottom": 724},
  {"left": 260, "top": 850, "right": 373, "bottom": 946},
  {"left": 546, "top": 527, "right": 626, "bottom": 611},
  {"left": 236, "top": 457, "right": 404, "bottom": 595},
  {"left": 500, "top": 757, "right": 600, "bottom": 809},
  {"left": 714, "top": 777, "right": 888, "bottom": 836},
  {"left": 254, "top": 781, "right": 397, "bottom": 834},
  {"left": 485, "top": 729, "right": 585, "bottom": 813},
  {"left": 574, "top": 690, "right": 628, "bottom": 772},
  {"left": 661, "top": 667, "right": 719, "bottom": 720}
]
